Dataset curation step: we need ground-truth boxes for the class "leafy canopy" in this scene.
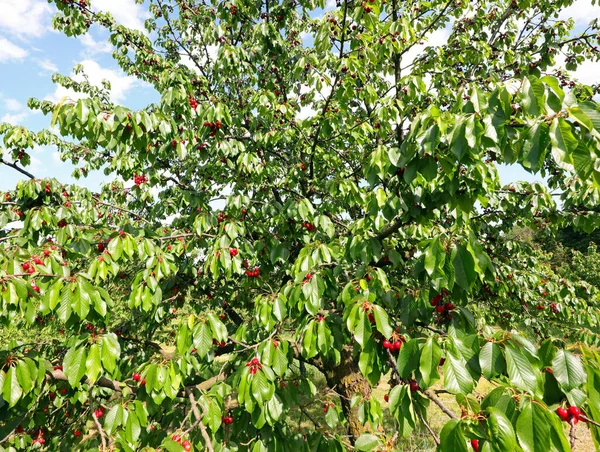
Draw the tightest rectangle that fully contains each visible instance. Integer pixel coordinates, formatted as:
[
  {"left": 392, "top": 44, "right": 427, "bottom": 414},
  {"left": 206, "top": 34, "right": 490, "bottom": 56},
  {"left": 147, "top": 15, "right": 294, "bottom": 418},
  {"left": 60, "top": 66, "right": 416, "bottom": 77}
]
[{"left": 2, "top": 0, "right": 600, "bottom": 450}]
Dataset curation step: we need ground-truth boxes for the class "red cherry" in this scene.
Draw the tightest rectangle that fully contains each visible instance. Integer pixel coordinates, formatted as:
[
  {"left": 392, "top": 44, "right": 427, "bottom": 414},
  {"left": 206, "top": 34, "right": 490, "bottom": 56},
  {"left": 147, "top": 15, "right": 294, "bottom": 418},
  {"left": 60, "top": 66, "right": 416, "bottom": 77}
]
[
  {"left": 383, "top": 340, "right": 392, "bottom": 349},
  {"left": 182, "top": 440, "right": 192, "bottom": 451},
  {"left": 409, "top": 380, "right": 419, "bottom": 392},
  {"left": 471, "top": 439, "right": 479, "bottom": 452},
  {"left": 251, "top": 357, "right": 260, "bottom": 366},
  {"left": 140, "top": 378, "right": 146, "bottom": 386},
  {"left": 557, "top": 407, "right": 569, "bottom": 421},
  {"left": 568, "top": 406, "right": 581, "bottom": 419},
  {"left": 439, "top": 357, "right": 446, "bottom": 366},
  {"left": 132, "top": 373, "right": 141, "bottom": 382},
  {"left": 384, "top": 394, "right": 389, "bottom": 402},
  {"left": 444, "top": 302, "right": 455, "bottom": 311},
  {"left": 435, "top": 305, "right": 445, "bottom": 313},
  {"left": 172, "top": 434, "right": 182, "bottom": 443},
  {"left": 393, "top": 341, "right": 402, "bottom": 351},
  {"left": 74, "top": 430, "right": 81, "bottom": 437},
  {"left": 21, "top": 262, "right": 30, "bottom": 271}
]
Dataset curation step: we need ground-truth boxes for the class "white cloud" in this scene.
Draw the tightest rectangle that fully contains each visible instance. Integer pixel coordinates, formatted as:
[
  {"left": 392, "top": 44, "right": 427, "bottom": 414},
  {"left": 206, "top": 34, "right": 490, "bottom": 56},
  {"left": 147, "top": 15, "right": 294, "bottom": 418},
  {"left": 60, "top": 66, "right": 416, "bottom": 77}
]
[
  {"left": 0, "top": 0, "right": 52, "bottom": 38},
  {"left": 46, "top": 59, "right": 137, "bottom": 103},
  {"left": 37, "top": 59, "right": 58, "bottom": 73},
  {"left": 559, "top": 0, "right": 600, "bottom": 25},
  {"left": 92, "top": 0, "right": 150, "bottom": 31},
  {"left": 81, "top": 33, "right": 114, "bottom": 55},
  {"left": 4, "top": 98, "right": 23, "bottom": 111},
  {"left": 1, "top": 112, "right": 28, "bottom": 125},
  {"left": 0, "top": 37, "right": 28, "bottom": 62}
]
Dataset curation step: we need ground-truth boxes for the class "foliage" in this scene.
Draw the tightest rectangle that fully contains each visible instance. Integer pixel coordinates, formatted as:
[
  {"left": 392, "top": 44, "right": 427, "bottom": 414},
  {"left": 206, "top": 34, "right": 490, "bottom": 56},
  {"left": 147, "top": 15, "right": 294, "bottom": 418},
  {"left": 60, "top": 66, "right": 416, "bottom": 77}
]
[{"left": 2, "top": 0, "right": 600, "bottom": 450}]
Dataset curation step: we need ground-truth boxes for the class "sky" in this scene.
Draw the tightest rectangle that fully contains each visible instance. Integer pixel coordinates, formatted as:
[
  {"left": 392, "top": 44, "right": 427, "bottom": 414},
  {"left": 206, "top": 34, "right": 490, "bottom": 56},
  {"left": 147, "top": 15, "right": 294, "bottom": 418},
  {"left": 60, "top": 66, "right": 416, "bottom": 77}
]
[{"left": 0, "top": 0, "right": 598, "bottom": 192}]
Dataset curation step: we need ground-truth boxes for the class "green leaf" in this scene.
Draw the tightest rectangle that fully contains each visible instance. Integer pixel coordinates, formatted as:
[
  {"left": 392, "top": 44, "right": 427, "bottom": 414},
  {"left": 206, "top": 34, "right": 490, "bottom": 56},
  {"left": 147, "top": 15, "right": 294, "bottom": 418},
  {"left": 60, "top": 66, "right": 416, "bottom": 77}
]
[
  {"left": 550, "top": 117, "right": 577, "bottom": 172},
  {"left": 424, "top": 237, "right": 445, "bottom": 276},
  {"left": 439, "top": 419, "right": 468, "bottom": 452},
  {"left": 104, "top": 404, "right": 124, "bottom": 435},
  {"left": 101, "top": 333, "right": 120, "bottom": 373},
  {"left": 480, "top": 342, "right": 506, "bottom": 379},
  {"left": 3, "top": 367, "right": 22, "bottom": 407},
  {"left": 354, "top": 434, "right": 380, "bottom": 451},
  {"left": 372, "top": 305, "right": 393, "bottom": 339},
  {"left": 419, "top": 337, "right": 441, "bottom": 388},
  {"left": 504, "top": 344, "right": 538, "bottom": 394},
  {"left": 193, "top": 322, "right": 213, "bottom": 357},
  {"left": 552, "top": 349, "right": 586, "bottom": 392},
  {"left": 396, "top": 338, "right": 420, "bottom": 379},
  {"left": 452, "top": 245, "right": 477, "bottom": 290},
  {"left": 516, "top": 401, "right": 551, "bottom": 452},
  {"left": 16, "top": 360, "right": 33, "bottom": 394},
  {"left": 86, "top": 343, "right": 103, "bottom": 384},
  {"left": 63, "top": 346, "right": 87, "bottom": 387},
  {"left": 444, "top": 349, "right": 475, "bottom": 395},
  {"left": 125, "top": 409, "right": 141, "bottom": 443},
  {"left": 487, "top": 407, "right": 517, "bottom": 452}
]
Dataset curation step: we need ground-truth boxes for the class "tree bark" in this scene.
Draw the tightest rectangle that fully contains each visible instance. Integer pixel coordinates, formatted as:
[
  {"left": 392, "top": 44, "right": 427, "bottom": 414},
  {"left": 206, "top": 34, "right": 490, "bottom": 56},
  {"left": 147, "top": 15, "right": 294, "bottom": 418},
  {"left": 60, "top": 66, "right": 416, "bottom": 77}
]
[{"left": 325, "top": 346, "right": 371, "bottom": 442}]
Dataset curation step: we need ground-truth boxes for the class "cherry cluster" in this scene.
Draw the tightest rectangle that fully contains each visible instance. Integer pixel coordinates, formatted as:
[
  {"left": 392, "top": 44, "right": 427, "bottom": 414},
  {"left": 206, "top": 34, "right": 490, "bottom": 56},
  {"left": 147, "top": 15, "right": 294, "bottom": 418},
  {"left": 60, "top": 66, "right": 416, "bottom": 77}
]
[
  {"left": 246, "top": 357, "right": 262, "bottom": 375},
  {"left": 171, "top": 434, "right": 193, "bottom": 451},
  {"left": 203, "top": 120, "right": 222, "bottom": 137},
  {"left": 302, "top": 221, "right": 316, "bottom": 231},
  {"left": 323, "top": 402, "right": 335, "bottom": 413},
  {"left": 430, "top": 289, "right": 454, "bottom": 317},
  {"left": 557, "top": 406, "right": 584, "bottom": 424},
  {"left": 212, "top": 338, "right": 227, "bottom": 348},
  {"left": 229, "top": 247, "right": 239, "bottom": 257},
  {"left": 382, "top": 338, "right": 403, "bottom": 352},
  {"left": 132, "top": 373, "right": 146, "bottom": 386},
  {"left": 133, "top": 174, "right": 147, "bottom": 186},
  {"left": 222, "top": 414, "right": 234, "bottom": 425},
  {"left": 245, "top": 267, "right": 260, "bottom": 277},
  {"left": 188, "top": 95, "right": 198, "bottom": 110}
]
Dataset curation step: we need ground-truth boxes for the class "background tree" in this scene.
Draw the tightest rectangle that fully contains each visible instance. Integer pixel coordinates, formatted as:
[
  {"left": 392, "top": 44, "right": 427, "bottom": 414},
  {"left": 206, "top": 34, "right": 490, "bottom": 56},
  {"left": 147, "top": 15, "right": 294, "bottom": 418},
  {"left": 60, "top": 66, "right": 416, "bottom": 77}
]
[{"left": 2, "top": 0, "right": 600, "bottom": 450}]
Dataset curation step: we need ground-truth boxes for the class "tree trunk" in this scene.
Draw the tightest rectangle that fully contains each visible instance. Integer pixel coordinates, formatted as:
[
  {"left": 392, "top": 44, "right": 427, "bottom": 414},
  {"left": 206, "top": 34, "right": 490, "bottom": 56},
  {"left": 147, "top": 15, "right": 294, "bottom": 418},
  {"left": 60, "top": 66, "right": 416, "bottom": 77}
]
[{"left": 325, "top": 346, "right": 372, "bottom": 442}]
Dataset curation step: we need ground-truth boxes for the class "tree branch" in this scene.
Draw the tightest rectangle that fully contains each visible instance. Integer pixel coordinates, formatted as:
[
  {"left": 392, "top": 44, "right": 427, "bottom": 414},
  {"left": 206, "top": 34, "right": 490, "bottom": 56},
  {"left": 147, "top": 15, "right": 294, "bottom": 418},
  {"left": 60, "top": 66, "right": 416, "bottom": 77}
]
[
  {"left": 417, "top": 409, "right": 440, "bottom": 445},
  {"left": 1, "top": 159, "right": 35, "bottom": 179}
]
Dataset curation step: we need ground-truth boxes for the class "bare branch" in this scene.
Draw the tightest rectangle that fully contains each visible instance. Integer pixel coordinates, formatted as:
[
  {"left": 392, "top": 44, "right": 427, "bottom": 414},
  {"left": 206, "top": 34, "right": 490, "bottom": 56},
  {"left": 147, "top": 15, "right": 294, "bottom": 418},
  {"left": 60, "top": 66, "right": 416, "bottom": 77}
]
[{"left": 1, "top": 159, "right": 35, "bottom": 179}]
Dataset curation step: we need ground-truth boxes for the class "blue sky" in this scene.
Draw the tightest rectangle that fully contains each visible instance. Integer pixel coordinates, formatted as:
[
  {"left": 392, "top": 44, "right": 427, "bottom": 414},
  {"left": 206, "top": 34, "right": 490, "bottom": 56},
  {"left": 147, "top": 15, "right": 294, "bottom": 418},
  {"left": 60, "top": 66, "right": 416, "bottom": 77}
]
[{"left": 0, "top": 0, "right": 598, "bottom": 192}]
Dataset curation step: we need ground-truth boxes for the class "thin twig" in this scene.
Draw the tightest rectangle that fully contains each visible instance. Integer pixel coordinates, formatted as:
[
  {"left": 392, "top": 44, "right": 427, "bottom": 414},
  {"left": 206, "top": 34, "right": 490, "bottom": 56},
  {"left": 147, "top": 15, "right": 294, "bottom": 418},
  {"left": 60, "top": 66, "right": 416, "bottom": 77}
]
[
  {"left": 417, "top": 410, "right": 440, "bottom": 445},
  {"left": 187, "top": 389, "right": 214, "bottom": 452},
  {"left": 581, "top": 415, "right": 600, "bottom": 427},
  {"left": 570, "top": 417, "right": 576, "bottom": 450},
  {"left": 92, "top": 196, "right": 150, "bottom": 224}
]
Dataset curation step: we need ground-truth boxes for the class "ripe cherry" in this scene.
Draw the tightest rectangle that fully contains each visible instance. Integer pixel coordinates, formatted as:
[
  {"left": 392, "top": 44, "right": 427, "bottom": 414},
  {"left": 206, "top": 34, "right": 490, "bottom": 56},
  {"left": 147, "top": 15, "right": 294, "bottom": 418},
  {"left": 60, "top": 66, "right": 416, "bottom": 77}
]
[
  {"left": 568, "top": 406, "right": 581, "bottom": 419},
  {"left": 409, "top": 380, "right": 419, "bottom": 392},
  {"left": 251, "top": 357, "right": 260, "bottom": 366},
  {"left": 384, "top": 393, "right": 389, "bottom": 402},
  {"left": 393, "top": 341, "right": 402, "bottom": 352},
  {"left": 383, "top": 340, "right": 392, "bottom": 349},
  {"left": 470, "top": 439, "right": 479, "bottom": 452},
  {"left": 182, "top": 440, "right": 192, "bottom": 451},
  {"left": 172, "top": 434, "right": 182, "bottom": 443},
  {"left": 435, "top": 305, "right": 445, "bottom": 313},
  {"left": 132, "top": 373, "right": 141, "bottom": 382},
  {"left": 556, "top": 407, "right": 569, "bottom": 421},
  {"left": 74, "top": 430, "right": 81, "bottom": 437}
]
